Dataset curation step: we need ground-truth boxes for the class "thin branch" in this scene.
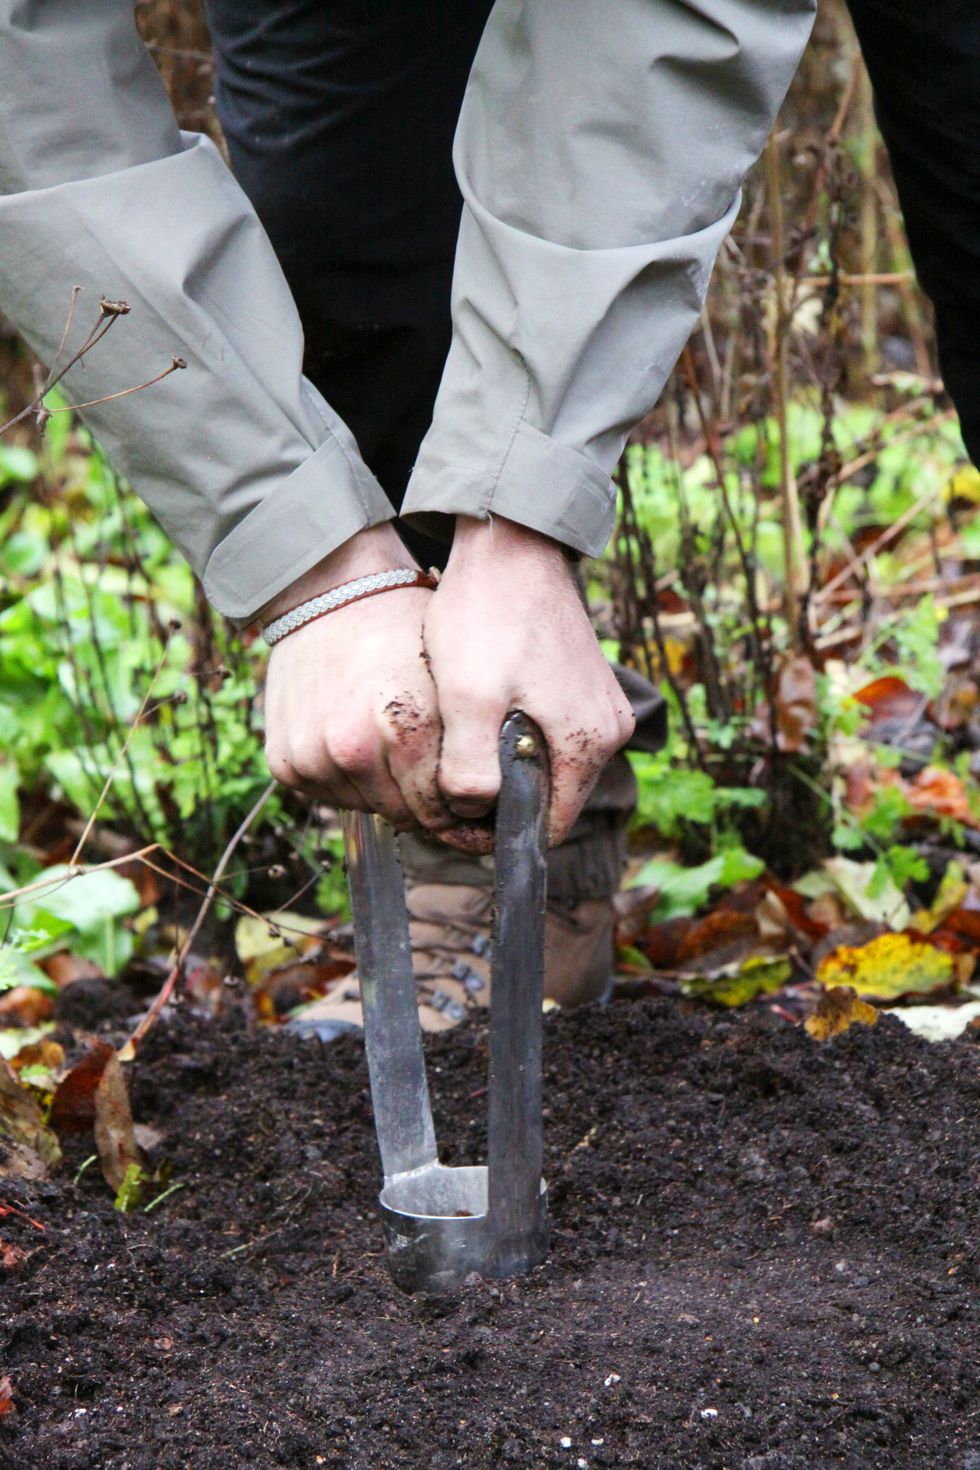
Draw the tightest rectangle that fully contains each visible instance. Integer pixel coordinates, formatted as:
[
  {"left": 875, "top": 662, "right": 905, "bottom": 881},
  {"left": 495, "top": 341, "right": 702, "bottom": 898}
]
[
  {"left": 119, "top": 782, "right": 277, "bottom": 1059},
  {"left": 48, "top": 356, "right": 187, "bottom": 415}
]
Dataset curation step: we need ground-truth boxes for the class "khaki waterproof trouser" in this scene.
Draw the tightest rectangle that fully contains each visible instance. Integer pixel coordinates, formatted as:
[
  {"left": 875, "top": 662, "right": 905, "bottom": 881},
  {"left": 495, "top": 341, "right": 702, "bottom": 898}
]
[{"left": 0, "top": 2, "right": 814, "bottom": 622}]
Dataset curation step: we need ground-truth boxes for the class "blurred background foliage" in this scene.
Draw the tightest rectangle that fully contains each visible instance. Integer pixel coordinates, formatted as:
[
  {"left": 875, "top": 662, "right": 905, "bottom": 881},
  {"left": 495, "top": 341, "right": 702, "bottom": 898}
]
[{"left": 0, "top": 0, "right": 976, "bottom": 1021}]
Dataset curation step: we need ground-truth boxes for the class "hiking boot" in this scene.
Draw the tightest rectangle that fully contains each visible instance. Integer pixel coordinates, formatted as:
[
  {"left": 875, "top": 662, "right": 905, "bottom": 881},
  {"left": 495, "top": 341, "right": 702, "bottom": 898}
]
[{"left": 287, "top": 880, "right": 614, "bottom": 1040}]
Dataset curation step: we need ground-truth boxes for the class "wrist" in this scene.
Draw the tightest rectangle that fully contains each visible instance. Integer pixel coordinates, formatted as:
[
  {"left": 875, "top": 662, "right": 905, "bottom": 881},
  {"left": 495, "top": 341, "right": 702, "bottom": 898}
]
[
  {"left": 257, "top": 524, "right": 416, "bottom": 625},
  {"left": 447, "top": 515, "right": 576, "bottom": 577}
]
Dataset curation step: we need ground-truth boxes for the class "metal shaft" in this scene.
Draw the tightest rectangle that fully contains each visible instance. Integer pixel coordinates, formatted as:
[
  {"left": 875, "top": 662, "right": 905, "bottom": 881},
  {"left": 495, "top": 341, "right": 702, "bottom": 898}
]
[
  {"left": 486, "top": 712, "right": 550, "bottom": 1274},
  {"left": 343, "top": 810, "right": 437, "bottom": 1180}
]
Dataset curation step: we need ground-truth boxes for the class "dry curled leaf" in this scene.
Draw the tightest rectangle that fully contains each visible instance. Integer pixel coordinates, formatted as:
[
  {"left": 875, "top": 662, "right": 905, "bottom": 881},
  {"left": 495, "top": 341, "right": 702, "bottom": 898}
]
[
  {"left": 49, "top": 1040, "right": 113, "bottom": 1135},
  {"left": 94, "top": 1054, "right": 143, "bottom": 1195},
  {"left": 0, "top": 1238, "right": 28, "bottom": 1270},
  {"left": 775, "top": 654, "right": 818, "bottom": 753},
  {"left": 0, "top": 1374, "right": 15, "bottom": 1418},
  {"left": 0, "top": 1058, "right": 62, "bottom": 1178},
  {"left": 905, "top": 767, "right": 978, "bottom": 828},
  {"left": 805, "top": 986, "right": 879, "bottom": 1041}
]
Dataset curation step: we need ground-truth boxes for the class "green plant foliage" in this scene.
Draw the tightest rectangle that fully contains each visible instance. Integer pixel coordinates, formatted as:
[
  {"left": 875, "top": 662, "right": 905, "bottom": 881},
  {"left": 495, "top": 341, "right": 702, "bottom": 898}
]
[
  {"left": 0, "top": 431, "right": 280, "bottom": 865},
  {"left": 11, "top": 865, "right": 141, "bottom": 974},
  {"left": 632, "top": 846, "right": 765, "bottom": 921},
  {"left": 630, "top": 751, "right": 765, "bottom": 840}
]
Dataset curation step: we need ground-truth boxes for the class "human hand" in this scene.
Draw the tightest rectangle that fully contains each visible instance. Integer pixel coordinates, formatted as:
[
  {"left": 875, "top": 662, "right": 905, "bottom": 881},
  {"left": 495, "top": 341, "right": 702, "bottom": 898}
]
[
  {"left": 422, "top": 515, "right": 635, "bottom": 848},
  {"left": 260, "top": 525, "right": 453, "bottom": 832}
]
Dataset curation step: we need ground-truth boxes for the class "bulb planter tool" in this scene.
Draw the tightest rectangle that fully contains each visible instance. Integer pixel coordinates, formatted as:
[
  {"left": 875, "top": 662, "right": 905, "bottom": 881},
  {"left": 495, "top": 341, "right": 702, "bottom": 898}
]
[{"left": 342, "top": 711, "right": 550, "bottom": 1294}]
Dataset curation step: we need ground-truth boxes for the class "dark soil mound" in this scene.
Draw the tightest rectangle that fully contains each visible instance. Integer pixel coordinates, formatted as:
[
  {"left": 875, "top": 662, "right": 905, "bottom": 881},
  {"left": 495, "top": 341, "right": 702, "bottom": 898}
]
[{"left": 1, "top": 1000, "right": 978, "bottom": 1470}]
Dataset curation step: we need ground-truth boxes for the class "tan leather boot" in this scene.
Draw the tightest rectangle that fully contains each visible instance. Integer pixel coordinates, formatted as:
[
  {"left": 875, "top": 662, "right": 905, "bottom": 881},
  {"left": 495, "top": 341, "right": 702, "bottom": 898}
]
[{"left": 288, "top": 880, "right": 613, "bottom": 1039}]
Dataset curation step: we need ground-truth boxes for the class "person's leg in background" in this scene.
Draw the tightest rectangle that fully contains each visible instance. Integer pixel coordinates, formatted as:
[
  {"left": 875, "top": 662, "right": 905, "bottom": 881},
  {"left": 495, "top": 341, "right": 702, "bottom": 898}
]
[
  {"left": 205, "top": 0, "right": 492, "bottom": 568},
  {"left": 204, "top": 1, "right": 666, "bottom": 1025},
  {"left": 847, "top": 0, "right": 979, "bottom": 463}
]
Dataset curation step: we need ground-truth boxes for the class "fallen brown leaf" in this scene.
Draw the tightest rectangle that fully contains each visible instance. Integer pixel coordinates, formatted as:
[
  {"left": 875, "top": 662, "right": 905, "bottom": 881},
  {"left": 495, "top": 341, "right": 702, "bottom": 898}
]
[
  {"left": 675, "top": 910, "right": 758, "bottom": 963},
  {"left": 853, "top": 675, "right": 923, "bottom": 725},
  {"left": 775, "top": 654, "right": 819, "bottom": 753},
  {"left": 0, "top": 1238, "right": 28, "bottom": 1270},
  {"left": 760, "top": 882, "right": 830, "bottom": 941},
  {"left": 0, "top": 1374, "right": 15, "bottom": 1418},
  {"left": 49, "top": 1040, "right": 113, "bottom": 1135},
  {"left": 0, "top": 986, "right": 54, "bottom": 1026},
  {"left": 905, "top": 766, "right": 978, "bottom": 828},
  {"left": 0, "top": 1059, "right": 62, "bottom": 1178},
  {"left": 41, "top": 952, "right": 104, "bottom": 989},
  {"left": 805, "top": 986, "right": 879, "bottom": 1041},
  {"left": 94, "top": 1055, "right": 143, "bottom": 1194}
]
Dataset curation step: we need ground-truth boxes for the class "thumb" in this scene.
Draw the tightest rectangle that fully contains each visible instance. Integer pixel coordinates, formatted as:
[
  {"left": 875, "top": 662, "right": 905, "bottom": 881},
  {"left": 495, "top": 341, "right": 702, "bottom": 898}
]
[{"left": 437, "top": 693, "right": 507, "bottom": 819}]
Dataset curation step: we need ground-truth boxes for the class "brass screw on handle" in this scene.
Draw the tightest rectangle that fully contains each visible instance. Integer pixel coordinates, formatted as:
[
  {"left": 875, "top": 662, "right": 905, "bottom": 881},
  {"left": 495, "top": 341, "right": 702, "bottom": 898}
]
[{"left": 515, "top": 734, "right": 537, "bottom": 759}]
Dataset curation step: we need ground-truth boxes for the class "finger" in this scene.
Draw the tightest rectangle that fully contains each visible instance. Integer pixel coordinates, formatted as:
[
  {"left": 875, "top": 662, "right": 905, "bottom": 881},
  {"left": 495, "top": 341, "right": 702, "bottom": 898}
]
[
  {"left": 279, "top": 744, "right": 367, "bottom": 812},
  {"left": 387, "top": 744, "right": 455, "bottom": 832},
  {"left": 436, "top": 689, "right": 508, "bottom": 818},
  {"left": 542, "top": 717, "right": 625, "bottom": 846},
  {"left": 325, "top": 726, "right": 414, "bottom": 827},
  {"left": 344, "top": 767, "right": 415, "bottom": 829},
  {"left": 381, "top": 698, "right": 456, "bottom": 832}
]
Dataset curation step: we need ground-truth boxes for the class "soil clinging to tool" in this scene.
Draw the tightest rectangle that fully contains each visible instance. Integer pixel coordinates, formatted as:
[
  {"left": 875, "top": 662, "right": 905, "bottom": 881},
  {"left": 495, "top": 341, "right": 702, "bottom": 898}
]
[{"left": 0, "top": 999, "right": 978, "bottom": 1469}]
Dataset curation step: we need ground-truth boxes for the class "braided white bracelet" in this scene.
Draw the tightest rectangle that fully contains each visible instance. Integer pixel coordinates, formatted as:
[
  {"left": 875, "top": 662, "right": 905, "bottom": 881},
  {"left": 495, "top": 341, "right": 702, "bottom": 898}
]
[{"left": 262, "top": 568, "right": 437, "bottom": 646}]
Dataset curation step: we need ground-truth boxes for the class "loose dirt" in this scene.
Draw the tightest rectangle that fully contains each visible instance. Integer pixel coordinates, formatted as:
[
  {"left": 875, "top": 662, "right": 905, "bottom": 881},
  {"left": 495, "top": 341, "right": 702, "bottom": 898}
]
[{"left": 1, "top": 1000, "right": 977, "bottom": 1469}]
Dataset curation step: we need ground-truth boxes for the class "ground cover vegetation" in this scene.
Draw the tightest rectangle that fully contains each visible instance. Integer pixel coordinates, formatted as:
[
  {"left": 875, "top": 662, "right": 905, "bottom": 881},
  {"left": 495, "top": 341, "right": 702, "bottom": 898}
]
[
  {"left": 0, "top": 0, "right": 976, "bottom": 1203},
  {"left": 0, "top": 5, "right": 977, "bottom": 1463}
]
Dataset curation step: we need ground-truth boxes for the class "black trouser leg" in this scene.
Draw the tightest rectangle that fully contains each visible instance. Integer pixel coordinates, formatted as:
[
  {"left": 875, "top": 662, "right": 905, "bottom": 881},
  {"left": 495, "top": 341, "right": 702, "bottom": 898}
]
[
  {"left": 847, "top": 0, "right": 980, "bottom": 463},
  {"left": 205, "top": 0, "right": 494, "bottom": 567}
]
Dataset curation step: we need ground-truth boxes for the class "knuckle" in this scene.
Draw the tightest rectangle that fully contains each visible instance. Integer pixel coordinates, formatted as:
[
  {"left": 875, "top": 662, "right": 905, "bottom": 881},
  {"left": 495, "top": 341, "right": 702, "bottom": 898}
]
[
  {"left": 440, "top": 771, "right": 498, "bottom": 801},
  {"left": 327, "top": 724, "right": 374, "bottom": 775},
  {"left": 264, "top": 744, "right": 297, "bottom": 787},
  {"left": 617, "top": 702, "right": 636, "bottom": 742},
  {"left": 286, "top": 739, "right": 329, "bottom": 786}
]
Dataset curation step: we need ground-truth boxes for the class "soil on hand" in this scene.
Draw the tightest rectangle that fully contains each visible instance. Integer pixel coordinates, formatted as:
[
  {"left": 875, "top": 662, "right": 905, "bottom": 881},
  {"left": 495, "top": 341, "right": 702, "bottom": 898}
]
[{"left": 1, "top": 1000, "right": 978, "bottom": 1470}]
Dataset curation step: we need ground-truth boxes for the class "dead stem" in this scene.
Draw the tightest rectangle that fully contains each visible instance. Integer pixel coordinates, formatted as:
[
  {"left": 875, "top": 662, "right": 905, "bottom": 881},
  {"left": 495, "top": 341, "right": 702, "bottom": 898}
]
[{"left": 119, "top": 781, "right": 277, "bottom": 1060}]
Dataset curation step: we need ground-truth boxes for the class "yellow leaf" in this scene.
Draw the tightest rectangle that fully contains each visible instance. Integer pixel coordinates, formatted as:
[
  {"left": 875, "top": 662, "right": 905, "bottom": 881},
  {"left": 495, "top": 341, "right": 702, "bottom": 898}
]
[
  {"left": 817, "top": 932, "right": 954, "bottom": 1000},
  {"left": 909, "top": 861, "right": 969, "bottom": 935},
  {"left": 681, "top": 953, "right": 791, "bottom": 1008},
  {"left": 946, "top": 464, "right": 980, "bottom": 505},
  {"left": 235, "top": 911, "right": 323, "bottom": 967},
  {"left": 805, "top": 985, "right": 879, "bottom": 1041}
]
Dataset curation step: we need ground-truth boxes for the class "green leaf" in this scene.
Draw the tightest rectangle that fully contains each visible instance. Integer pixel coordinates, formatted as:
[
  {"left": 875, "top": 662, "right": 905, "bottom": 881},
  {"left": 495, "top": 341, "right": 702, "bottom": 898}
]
[
  {"left": 632, "top": 846, "right": 764, "bottom": 920},
  {"left": 0, "top": 949, "right": 59, "bottom": 995},
  {"left": 0, "top": 530, "right": 47, "bottom": 577},
  {"left": 823, "top": 857, "right": 910, "bottom": 929},
  {"left": 113, "top": 1162, "right": 148, "bottom": 1214},
  {"left": 717, "top": 847, "right": 766, "bottom": 886},
  {"left": 0, "top": 444, "right": 38, "bottom": 485},
  {"left": 0, "top": 1023, "right": 55, "bottom": 1061},
  {"left": 15, "top": 865, "right": 140, "bottom": 975},
  {"left": 0, "top": 765, "right": 19, "bottom": 842}
]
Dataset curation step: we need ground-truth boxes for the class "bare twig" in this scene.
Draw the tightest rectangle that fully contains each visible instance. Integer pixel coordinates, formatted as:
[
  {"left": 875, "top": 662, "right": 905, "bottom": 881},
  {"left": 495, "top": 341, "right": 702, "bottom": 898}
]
[
  {"left": 120, "top": 781, "right": 277, "bottom": 1059},
  {"left": 0, "top": 293, "right": 185, "bottom": 439},
  {"left": 765, "top": 130, "right": 807, "bottom": 641}
]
